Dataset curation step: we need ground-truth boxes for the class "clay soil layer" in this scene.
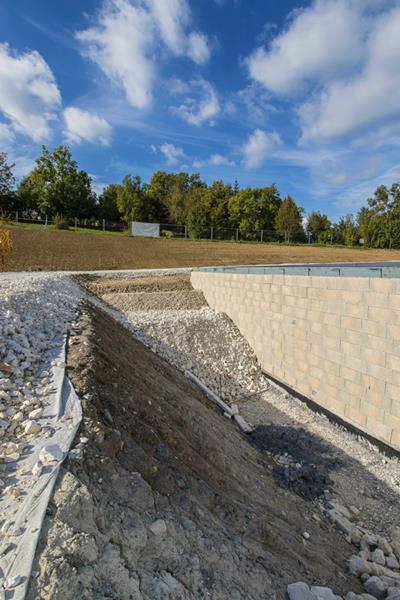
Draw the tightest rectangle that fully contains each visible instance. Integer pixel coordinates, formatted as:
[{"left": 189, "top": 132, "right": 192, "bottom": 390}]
[{"left": 6, "top": 228, "right": 400, "bottom": 271}]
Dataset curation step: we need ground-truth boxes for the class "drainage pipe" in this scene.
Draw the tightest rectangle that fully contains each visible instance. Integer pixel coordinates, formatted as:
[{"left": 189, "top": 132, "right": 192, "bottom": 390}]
[{"left": 185, "top": 370, "right": 253, "bottom": 434}]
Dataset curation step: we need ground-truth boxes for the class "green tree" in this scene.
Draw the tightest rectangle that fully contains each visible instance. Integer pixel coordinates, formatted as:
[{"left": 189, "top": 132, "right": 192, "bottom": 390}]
[
  {"left": 203, "top": 180, "right": 233, "bottom": 229},
  {"left": 116, "top": 175, "right": 144, "bottom": 223},
  {"left": 306, "top": 211, "right": 331, "bottom": 241},
  {"left": 145, "top": 171, "right": 174, "bottom": 222},
  {"left": 336, "top": 214, "right": 359, "bottom": 246},
  {"left": 275, "top": 195, "right": 304, "bottom": 242},
  {"left": 186, "top": 186, "right": 208, "bottom": 238},
  {"left": 165, "top": 173, "right": 206, "bottom": 225},
  {"left": 97, "top": 184, "right": 121, "bottom": 221},
  {"left": 18, "top": 146, "right": 95, "bottom": 217},
  {"left": 0, "top": 152, "right": 15, "bottom": 213},
  {"left": 228, "top": 185, "right": 281, "bottom": 240},
  {"left": 357, "top": 183, "right": 400, "bottom": 248}
]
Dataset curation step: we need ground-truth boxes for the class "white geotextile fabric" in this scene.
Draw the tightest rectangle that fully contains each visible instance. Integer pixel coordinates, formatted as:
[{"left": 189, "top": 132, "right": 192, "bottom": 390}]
[
  {"left": 0, "top": 340, "right": 82, "bottom": 599},
  {"left": 131, "top": 221, "right": 160, "bottom": 237}
]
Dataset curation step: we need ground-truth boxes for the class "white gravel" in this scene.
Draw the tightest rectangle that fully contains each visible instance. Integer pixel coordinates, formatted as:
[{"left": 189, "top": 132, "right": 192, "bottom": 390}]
[{"left": 0, "top": 274, "right": 83, "bottom": 594}]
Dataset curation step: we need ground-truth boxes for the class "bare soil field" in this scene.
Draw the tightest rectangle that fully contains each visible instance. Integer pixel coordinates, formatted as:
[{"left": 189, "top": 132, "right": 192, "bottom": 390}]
[{"left": 5, "top": 228, "right": 400, "bottom": 271}]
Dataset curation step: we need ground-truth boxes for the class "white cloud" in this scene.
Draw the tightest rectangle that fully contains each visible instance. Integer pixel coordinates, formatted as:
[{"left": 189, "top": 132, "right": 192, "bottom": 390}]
[
  {"left": 237, "top": 83, "right": 277, "bottom": 124},
  {"left": 187, "top": 32, "right": 211, "bottom": 65},
  {"left": 0, "top": 123, "right": 15, "bottom": 144},
  {"left": 0, "top": 43, "right": 61, "bottom": 142},
  {"left": 172, "top": 78, "right": 220, "bottom": 126},
  {"left": 159, "top": 142, "right": 185, "bottom": 165},
  {"left": 63, "top": 107, "right": 112, "bottom": 145},
  {"left": 246, "top": 1, "right": 400, "bottom": 146},
  {"left": 299, "top": 5, "right": 400, "bottom": 143},
  {"left": 76, "top": 0, "right": 211, "bottom": 110},
  {"left": 145, "top": 0, "right": 189, "bottom": 54},
  {"left": 242, "top": 128, "right": 281, "bottom": 169},
  {"left": 193, "top": 153, "right": 235, "bottom": 168},
  {"left": 76, "top": 1, "right": 155, "bottom": 110},
  {"left": 247, "top": 0, "right": 364, "bottom": 96}
]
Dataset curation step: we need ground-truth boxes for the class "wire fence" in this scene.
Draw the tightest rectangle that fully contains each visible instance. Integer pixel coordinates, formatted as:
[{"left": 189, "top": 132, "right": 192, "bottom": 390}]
[
  {"left": 160, "top": 223, "right": 287, "bottom": 242},
  {"left": 4, "top": 211, "right": 356, "bottom": 246},
  {"left": 5, "top": 212, "right": 128, "bottom": 232}
]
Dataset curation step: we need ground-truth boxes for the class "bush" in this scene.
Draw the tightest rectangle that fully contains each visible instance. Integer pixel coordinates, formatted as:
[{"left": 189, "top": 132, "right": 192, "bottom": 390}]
[
  {"left": 53, "top": 214, "right": 70, "bottom": 230},
  {"left": 161, "top": 230, "right": 174, "bottom": 238},
  {"left": 0, "top": 229, "right": 12, "bottom": 269}
]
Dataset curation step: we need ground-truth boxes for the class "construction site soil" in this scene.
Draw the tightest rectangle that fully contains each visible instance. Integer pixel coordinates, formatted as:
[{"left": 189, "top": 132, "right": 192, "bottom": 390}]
[{"left": 27, "top": 272, "right": 400, "bottom": 599}]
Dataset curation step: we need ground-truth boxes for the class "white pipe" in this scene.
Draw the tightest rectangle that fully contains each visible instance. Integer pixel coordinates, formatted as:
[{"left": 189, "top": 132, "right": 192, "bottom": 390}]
[{"left": 185, "top": 370, "right": 253, "bottom": 434}]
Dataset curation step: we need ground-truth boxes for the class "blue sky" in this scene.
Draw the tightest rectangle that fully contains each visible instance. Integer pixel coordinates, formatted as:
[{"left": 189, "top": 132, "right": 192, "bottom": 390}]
[{"left": 1, "top": 0, "right": 400, "bottom": 219}]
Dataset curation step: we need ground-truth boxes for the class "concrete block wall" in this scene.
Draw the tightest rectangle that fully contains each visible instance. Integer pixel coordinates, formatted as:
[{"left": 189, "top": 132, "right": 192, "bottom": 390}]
[{"left": 191, "top": 270, "right": 400, "bottom": 452}]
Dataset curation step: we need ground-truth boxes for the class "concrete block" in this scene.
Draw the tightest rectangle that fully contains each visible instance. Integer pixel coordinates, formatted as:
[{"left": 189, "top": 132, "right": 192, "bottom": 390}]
[
  {"left": 367, "top": 292, "right": 389, "bottom": 308},
  {"left": 344, "top": 302, "right": 369, "bottom": 318},
  {"left": 336, "top": 277, "right": 370, "bottom": 291},
  {"left": 368, "top": 306, "right": 397, "bottom": 324},
  {"left": 362, "top": 319, "right": 385, "bottom": 337},
  {"left": 344, "top": 355, "right": 367, "bottom": 373},
  {"left": 367, "top": 363, "right": 391, "bottom": 381},
  {"left": 390, "top": 429, "right": 400, "bottom": 450},
  {"left": 383, "top": 411, "right": 400, "bottom": 431},
  {"left": 366, "top": 417, "right": 392, "bottom": 443},
  {"left": 361, "top": 347, "right": 386, "bottom": 368},
  {"left": 326, "top": 396, "right": 346, "bottom": 415},
  {"left": 387, "top": 354, "right": 400, "bottom": 372},
  {"left": 360, "top": 400, "right": 384, "bottom": 421},
  {"left": 323, "top": 312, "right": 339, "bottom": 326},
  {"left": 342, "top": 316, "right": 362, "bottom": 331},
  {"left": 362, "top": 373, "right": 386, "bottom": 394},
  {"left": 369, "top": 278, "right": 397, "bottom": 293},
  {"left": 364, "top": 334, "right": 389, "bottom": 352},
  {"left": 341, "top": 340, "right": 361, "bottom": 358},
  {"left": 342, "top": 365, "right": 361, "bottom": 384},
  {"left": 386, "top": 385, "right": 400, "bottom": 404},
  {"left": 345, "top": 405, "right": 367, "bottom": 427},
  {"left": 344, "top": 379, "right": 363, "bottom": 398}
]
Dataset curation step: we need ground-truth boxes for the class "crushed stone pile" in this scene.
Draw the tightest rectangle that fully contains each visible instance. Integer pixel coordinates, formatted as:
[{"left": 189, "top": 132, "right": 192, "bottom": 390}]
[
  {"left": 82, "top": 273, "right": 267, "bottom": 403},
  {"left": 102, "top": 289, "right": 206, "bottom": 312}
]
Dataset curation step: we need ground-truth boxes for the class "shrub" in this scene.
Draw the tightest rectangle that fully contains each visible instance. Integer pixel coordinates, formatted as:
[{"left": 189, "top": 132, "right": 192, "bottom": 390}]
[
  {"left": 0, "top": 229, "right": 12, "bottom": 269},
  {"left": 53, "top": 214, "right": 70, "bottom": 230}
]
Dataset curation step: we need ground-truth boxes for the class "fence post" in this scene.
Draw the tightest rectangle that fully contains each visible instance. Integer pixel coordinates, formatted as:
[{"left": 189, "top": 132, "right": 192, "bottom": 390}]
[
  {"left": 236, "top": 228, "right": 239, "bottom": 242},
  {"left": 74, "top": 217, "right": 78, "bottom": 230},
  {"left": 260, "top": 230, "right": 263, "bottom": 243},
  {"left": 184, "top": 225, "right": 188, "bottom": 238},
  {"left": 15, "top": 211, "right": 18, "bottom": 223},
  {"left": 102, "top": 219, "right": 105, "bottom": 232},
  {"left": 45, "top": 215, "right": 48, "bottom": 228},
  {"left": 211, "top": 226, "right": 214, "bottom": 241}
]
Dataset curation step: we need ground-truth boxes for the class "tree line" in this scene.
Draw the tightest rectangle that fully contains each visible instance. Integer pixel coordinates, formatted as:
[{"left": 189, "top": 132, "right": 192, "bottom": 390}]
[{"left": 1, "top": 145, "right": 399, "bottom": 246}]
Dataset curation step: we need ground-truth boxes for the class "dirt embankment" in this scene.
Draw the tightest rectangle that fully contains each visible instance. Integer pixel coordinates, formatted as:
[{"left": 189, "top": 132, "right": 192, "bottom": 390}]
[
  {"left": 28, "top": 302, "right": 360, "bottom": 600},
  {"left": 6, "top": 227, "right": 400, "bottom": 271}
]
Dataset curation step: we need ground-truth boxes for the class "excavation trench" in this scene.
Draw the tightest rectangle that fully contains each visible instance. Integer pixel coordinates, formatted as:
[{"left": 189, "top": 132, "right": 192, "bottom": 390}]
[{"left": 27, "top": 286, "right": 362, "bottom": 599}]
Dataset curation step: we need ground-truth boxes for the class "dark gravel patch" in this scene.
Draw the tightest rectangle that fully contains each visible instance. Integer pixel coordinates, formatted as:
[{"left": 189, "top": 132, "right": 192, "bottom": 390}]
[{"left": 249, "top": 424, "right": 346, "bottom": 500}]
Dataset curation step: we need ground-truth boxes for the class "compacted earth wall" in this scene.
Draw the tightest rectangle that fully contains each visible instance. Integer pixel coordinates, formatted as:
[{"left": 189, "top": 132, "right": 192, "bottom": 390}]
[{"left": 191, "top": 263, "right": 400, "bottom": 453}]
